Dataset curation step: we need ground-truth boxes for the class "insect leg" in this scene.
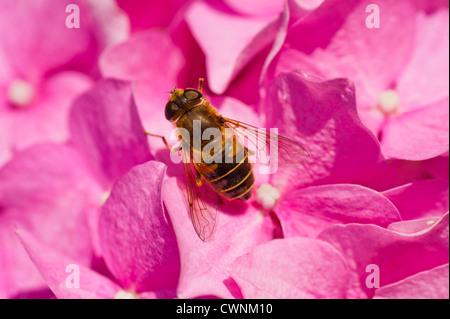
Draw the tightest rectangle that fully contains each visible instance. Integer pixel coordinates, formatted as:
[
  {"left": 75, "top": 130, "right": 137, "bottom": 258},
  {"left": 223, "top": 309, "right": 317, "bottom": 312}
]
[
  {"left": 198, "top": 78, "right": 204, "bottom": 93},
  {"left": 143, "top": 130, "right": 172, "bottom": 151},
  {"left": 196, "top": 171, "right": 203, "bottom": 186}
]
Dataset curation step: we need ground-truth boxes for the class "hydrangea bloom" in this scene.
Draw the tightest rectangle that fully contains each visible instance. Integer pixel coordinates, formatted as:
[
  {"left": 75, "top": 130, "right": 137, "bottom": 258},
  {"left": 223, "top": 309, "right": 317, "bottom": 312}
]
[
  {"left": 0, "top": 79, "right": 151, "bottom": 298},
  {"left": 268, "top": 0, "right": 449, "bottom": 161},
  {"left": 0, "top": 0, "right": 448, "bottom": 300},
  {"left": 16, "top": 161, "right": 179, "bottom": 299},
  {"left": 0, "top": 0, "right": 129, "bottom": 166}
]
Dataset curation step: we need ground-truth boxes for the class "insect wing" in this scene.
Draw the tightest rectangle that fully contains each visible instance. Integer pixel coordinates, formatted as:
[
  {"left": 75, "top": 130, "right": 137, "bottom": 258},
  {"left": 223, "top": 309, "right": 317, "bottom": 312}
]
[
  {"left": 181, "top": 148, "right": 218, "bottom": 241},
  {"left": 222, "top": 117, "right": 309, "bottom": 166}
]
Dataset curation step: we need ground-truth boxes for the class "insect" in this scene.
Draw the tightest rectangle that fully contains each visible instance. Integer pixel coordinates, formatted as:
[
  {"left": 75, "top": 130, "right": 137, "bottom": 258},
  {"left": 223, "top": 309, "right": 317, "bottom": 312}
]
[{"left": 145, "top": 78, "right": 308, "bottom": 241}]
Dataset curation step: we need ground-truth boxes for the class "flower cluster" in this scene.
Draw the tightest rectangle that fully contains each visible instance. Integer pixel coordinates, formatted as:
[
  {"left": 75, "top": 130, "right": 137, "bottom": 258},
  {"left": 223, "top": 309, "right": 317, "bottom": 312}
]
[{"left": 0, "top": 0, "right": 448, "bottom": 299}]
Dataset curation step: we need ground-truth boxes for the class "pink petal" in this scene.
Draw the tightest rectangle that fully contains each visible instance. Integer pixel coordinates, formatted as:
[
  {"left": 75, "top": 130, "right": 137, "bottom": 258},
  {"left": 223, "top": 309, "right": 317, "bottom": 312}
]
[
  {"left": 86, "top": 0, "right": 130, "bottom": 50},
  {"left": 0, "top": 143, "right": 103, "bottom": 298},
  {"left": 382, "top": 179, "right": 449, "bottom": 220},
  {"left": 168, "top": 18, "right": 208, "bottom": 92},
  {"left": 289, "top": 0, "right": 326, "bottom": 12},
  {"left": 259, "top": 0, "right": 327, "bottom": 91},
  {"left": 99, "top": 30, "right": 183, "bottom": 92},
  {"left": 211, "top": 95, "right": 263, "bottom": 128},
  {"left": 162, "top": 177, "right": 275, "bottom": 299},
  {"left": 0, "top": 144, "right": 101, "bottom": 261},
  {"left": 224, "top": 46, "right": 273, "bottom": 107},
  {"left": 262, "top": 71, "right": 384, "bottom": 192},
  {"left": 186, "top": 1, "right": 282, "bottom": 94},
  {"left": 318, "top": 212, "right": 449, "bottom": 298},
  {"left": 277, "top": 184, "right": 400, "bottom": 238},
  {"left": 269, "top": 1, "right": 449, "bottom": 156},
  {"left": 396, "top": 9, "right": 449, "bottom": 111},
  {"left": 225, "top": 3, "right": 290, "bottom": 107},
  {"left": 412, "top": 0, "right": 449, "bottom": 11},
  {"left": 98, "top": 161, "right": 180, "bottom": 294},
  {"left": 0, "top": 0, "right": 128, "bottom": 78},
  {"left": 374, "top": 264, "right": 449, "bottom": 299},
  {"left": 16, "top": 229, "right": 121, "bottom": 299},
  {"left": 0, "top": 49, "right": 13, "bottom": 85},
  {"left": 387, "top": 217, "right": 443, "bottom": 234},
  {"left": 229, "top": 238, "right": 350, "bottom": 298},
  {"left": 223, "top": 0, "right": 284, "bottom": 17},
  {"left": 0, "top": 216, "right": 50, "bottom": 298},
  {"left": 271, "top": 0, "right": 416, "bottom": 112},
  {"left": 69, "top": 79, "right": 151, "bottom": 187},
  {"left": 99, "top": 30, "right": 184, "bottom": 158},
  {"left": 381, "top": 98, "right": 449, "bottom": 160},
  {"left": 357, "top": 159, "right": 430, "bottom": 192},
  {"left": 422, "top": 152, "right": 449, "bottom": 180},
  {"left": 0, "top": 71, "right": 93, "bottom": 166},
  {"left": 0, "top": 0, "right": 90, "bottom": 78},
  {"left": 116, "top": 0, "right": 185, "bottom": 31}
]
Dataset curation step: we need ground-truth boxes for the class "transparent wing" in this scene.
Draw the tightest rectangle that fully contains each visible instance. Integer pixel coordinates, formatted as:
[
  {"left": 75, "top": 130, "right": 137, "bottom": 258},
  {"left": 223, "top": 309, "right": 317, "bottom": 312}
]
[
  {"left": 222, "top": 117, "right": 309, "bottom": 166},
  {"left": 181, "top": 148, "right": 219, "bottom": 242}
]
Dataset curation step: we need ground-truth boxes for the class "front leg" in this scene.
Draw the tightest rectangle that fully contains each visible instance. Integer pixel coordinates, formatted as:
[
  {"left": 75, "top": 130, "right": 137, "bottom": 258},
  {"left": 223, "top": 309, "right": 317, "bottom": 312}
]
[
  {"left": 143, "top": 130, "right": 180, "bottom": 153},
  {"left": 198, "top": 78, "right": 204, "bottom": 93}
]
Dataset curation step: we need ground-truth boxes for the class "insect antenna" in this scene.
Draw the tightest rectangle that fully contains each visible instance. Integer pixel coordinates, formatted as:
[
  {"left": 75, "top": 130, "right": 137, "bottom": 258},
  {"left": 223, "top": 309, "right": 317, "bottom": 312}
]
[{"left": 168, "top": 86, "right": 177, "bottom": 94}]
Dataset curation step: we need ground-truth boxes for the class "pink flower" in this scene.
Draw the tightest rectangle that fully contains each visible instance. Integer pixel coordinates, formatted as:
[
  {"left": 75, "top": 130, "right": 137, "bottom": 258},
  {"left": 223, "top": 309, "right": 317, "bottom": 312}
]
[
  {"left": 16, "top": 229, "right": 123, "bottom": 299},
  {"left": 99, "top": 30, "right": 185, "bottom": 158},
  {"left": 99, "top": 28, "right": 285, "bottom": 296},
  {"left": 422, "top": 152, "right": 450, "bottom": 180},
  {"left": 0, "top": 143, "right": 101, "bottom": 298},
  {"left": 104, "top": 43, "right": 281, "bottom": 297},
  {"left": 0, "top": 0, "right": 129, "bottom": 166},
  {"left": 0, "top": 79, "right": 151, "bottom": 298},
  {"left": 98, "top": 161, "right": 180, "bottom": 297},
  {"left": 225, "top": 70, "right": 447, "bottom": 298},
  {"left": 116, "top": 0, "right": 187, "bottom": 32},
  {"left": 382, "top": 178, "right": 449, "bottom": 221},
  {"left": 183, "top": 0, "right": 327, "bottom": 106},
  {"left": 163, "top": 177, "right": 275, "bottom": 298},
  {"left": 223, "top": 68, "right": 447, "bottom": 298},
  {"left": 15, "top": 161, "right": 179, "bottom": 299},
  {"left": 1, "top": 0, "right": 448, "bottom": 300},
  {"left": 97, "top": 28, "right": 450, "bottom": 297},
  {"left": 184, "top": 0, "right": 283, "bottom": 95},
  {"left": 66, "top": 78, "right": 153, "bottom": 251},
  {"left": 319, "top": 212, "right": 449, "bottom": 298},
  {"left": 268, "top": 0, "right": 449, "bottom": 161},
  {"left": 256, "top": 71, "right": 397, "bottom": 237},
  {"left": 374, "top": 264, "right": 449, "bottom": 299},
  {"left": 229, "top": 237, "right": 350, "bottom": 298},
  {"left": 69, "top": 79, "right": 151, "bottom": 187}
]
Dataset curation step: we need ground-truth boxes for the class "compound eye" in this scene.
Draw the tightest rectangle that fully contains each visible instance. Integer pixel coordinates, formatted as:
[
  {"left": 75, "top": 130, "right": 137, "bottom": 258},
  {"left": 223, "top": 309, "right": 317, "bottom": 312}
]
[
  {"left": 184, "top": 89, "right": 202, "bottom": 101},
  {"left": 165, "top": 101, "right": 179, "bottom": 121}
]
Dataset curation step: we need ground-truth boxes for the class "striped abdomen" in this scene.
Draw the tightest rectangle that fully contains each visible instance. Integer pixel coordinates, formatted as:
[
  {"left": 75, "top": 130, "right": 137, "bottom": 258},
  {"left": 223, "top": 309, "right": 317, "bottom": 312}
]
[
  {"left": 197, "top": 135, "right": 254, "bottom": 201},
  {"left": 176, "top": 101, "right": 254, "bottom": 201}
]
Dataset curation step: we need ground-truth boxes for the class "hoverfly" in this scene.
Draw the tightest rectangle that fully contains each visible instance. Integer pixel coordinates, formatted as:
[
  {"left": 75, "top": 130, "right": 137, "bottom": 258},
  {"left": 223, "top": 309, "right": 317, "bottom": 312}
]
[{"left": 145, "top": 78, "right": 308, "bottom": 241}]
